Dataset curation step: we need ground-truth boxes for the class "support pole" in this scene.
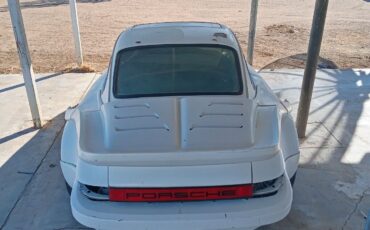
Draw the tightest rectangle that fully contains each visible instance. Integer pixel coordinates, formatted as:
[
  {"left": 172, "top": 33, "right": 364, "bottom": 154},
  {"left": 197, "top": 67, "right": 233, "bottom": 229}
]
[
  {"left": 296, "top": 0, "right": 329, "bottom": 138},
  {"left": 8, "top": 0, "right": 43, "bottom": 128},
  {"left": 247, "top": 0, "right": 258, "bottom": 65},
  {"left": 69, "top": 0, "right": 83, "bottom": 66}
]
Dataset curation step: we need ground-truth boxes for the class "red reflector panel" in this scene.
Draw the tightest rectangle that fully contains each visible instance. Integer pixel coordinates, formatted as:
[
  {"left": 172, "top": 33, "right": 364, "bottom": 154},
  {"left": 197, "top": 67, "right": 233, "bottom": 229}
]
[{"left": 109, "top": 185, "right": 253, "bottom": 202}]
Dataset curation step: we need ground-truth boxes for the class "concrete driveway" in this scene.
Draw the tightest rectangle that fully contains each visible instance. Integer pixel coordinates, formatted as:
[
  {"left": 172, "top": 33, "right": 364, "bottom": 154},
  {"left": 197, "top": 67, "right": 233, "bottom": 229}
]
[{"left": 0, "top": 69, "right": 369, "bottom": 229}]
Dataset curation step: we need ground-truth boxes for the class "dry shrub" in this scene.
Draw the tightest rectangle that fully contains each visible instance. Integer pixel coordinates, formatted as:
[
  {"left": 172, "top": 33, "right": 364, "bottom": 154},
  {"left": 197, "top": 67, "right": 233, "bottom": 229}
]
[{"left": 62, "top": 64, "right": 96, "bottom": 73}]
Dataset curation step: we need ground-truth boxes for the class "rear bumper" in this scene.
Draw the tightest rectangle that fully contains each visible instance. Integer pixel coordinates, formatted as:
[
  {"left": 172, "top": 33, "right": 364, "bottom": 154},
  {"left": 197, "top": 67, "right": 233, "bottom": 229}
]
[{"left": 71, "top": 173, "right": 292, "bottom": 230}]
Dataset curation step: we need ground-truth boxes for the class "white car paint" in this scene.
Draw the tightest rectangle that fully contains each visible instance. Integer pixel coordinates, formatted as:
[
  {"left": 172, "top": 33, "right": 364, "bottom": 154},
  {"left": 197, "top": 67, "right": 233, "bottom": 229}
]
[{"left": 61, "top": 22, "right": 300, "bottom": 230}]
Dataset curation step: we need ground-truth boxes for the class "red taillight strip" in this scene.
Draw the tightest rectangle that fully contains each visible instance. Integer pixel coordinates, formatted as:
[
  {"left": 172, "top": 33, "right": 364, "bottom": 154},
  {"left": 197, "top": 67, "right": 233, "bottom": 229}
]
[{"left": 109, "top": 184, "right": 253, "bottom": 202}]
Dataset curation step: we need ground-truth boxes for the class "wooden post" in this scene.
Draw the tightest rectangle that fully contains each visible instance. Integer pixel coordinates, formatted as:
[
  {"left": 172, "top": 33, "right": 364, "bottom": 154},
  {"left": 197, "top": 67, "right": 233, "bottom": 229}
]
[
  {"left": 296, "top": 0, "right": 329, "bottom": 138},
  {"left": 247, "top": 0, "right": 258, "bottom": 65},
  {"left": 7, "top": 0, "right": 43, "bottom": 128},
  {"left": 69, "top": 0, "right": 83, "bottom": 66}
]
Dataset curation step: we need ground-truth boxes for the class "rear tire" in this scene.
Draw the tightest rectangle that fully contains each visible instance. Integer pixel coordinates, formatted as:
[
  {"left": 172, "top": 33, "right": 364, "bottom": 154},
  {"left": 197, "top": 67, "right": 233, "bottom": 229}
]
[
  {"left": 290, "top": 172, "right": 297, "bottom": 186},
  {"left": 65, "top": 181, "right": 72, "bottom": 195}
]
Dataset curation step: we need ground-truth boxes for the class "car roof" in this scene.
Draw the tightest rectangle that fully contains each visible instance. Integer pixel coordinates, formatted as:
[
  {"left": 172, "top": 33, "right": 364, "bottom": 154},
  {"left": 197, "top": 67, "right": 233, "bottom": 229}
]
[
  {"left": 113, "top": 22, "right": 240, "bottom": 52},
  {"left": 103, "top": 22, "right": 256, "bottom": 101}
]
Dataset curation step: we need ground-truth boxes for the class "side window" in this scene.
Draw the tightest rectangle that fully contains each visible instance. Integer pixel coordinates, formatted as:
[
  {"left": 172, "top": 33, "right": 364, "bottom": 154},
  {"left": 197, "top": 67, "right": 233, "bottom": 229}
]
[
  {"left": 101, "top": 57, "right": 112, "bottom": 103},
  {"left": 245, "top": 59, "right": 257, "bottom": 91},
  {"left": 232, "top": 29, "right": 256, "bottom": 95}
]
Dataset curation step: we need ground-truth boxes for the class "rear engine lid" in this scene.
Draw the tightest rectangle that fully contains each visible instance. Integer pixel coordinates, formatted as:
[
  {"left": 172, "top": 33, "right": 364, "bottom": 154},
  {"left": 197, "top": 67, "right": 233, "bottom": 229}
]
[{"left": 100, "top": 96, "right": 256, "bottom": 152}]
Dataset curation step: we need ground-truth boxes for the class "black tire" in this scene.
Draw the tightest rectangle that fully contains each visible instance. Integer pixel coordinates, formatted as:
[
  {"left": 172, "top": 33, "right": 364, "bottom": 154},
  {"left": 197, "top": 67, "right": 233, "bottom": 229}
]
[
  {"left": 290, "top": 172, "right": 297, "bottom": 186},
  {"left": 65, "top": 181, "right": 72, "bottom": 195}
]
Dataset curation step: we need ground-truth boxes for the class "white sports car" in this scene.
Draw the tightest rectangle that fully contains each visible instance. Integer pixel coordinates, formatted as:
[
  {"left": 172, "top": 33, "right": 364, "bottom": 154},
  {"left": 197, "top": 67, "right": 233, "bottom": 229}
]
[{"left": 61, "top": 22, "right": 300, "bottom": 230}]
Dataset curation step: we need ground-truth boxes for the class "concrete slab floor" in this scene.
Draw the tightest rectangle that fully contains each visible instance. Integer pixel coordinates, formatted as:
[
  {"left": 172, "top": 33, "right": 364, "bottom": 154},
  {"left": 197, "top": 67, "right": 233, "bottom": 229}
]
[
  {"left": 259, "top": 69, "right": 370, "bottom": 230},
  {"left": 0, "top": 73, "right": 97, "bottom": 229},
  {"left": 0, "top": 69, "right": 369, "bottom": 230}
]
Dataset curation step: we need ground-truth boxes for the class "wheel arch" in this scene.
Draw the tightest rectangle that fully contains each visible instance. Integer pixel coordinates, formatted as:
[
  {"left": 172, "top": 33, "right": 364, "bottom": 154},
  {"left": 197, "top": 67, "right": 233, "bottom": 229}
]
[
  {"left": 61, "top": 119, "right": 79, "bottom": 187},
  {"left": 279, "top": 112, "right": 300, "bottom": 179}
]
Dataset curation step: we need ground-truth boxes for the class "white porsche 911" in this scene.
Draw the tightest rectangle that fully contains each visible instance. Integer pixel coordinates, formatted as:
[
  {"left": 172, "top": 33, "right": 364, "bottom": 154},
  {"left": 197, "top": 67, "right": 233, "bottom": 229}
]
[{"left": 61, "top": 22, "right": 300, "bottom": 230}]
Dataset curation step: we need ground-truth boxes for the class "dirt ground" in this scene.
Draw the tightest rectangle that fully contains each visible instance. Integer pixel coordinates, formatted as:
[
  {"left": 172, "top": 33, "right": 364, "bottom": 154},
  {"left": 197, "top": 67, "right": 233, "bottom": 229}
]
[{"left": 0, "top": 0, "right": 369, "bottom": 73}]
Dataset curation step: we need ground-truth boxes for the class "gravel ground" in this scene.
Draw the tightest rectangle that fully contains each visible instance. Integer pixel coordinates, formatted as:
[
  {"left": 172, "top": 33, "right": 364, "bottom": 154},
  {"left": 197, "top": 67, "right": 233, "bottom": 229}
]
[{"left": 0, "top": 0, "right": 369, "bottom": 73}]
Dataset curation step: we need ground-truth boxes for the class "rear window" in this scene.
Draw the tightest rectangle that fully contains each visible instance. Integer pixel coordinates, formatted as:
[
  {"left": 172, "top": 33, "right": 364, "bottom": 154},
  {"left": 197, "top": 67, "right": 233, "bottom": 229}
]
[{"left": 113, "top": 45, "right": 243, "bottom": 98}]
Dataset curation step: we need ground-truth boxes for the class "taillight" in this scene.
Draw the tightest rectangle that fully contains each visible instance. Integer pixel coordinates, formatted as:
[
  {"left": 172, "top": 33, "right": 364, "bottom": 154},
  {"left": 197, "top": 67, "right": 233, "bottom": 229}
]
[
  {"left": 252, "top": 175, "right": 284, "bottom": 198},
  {"left": 109, "top": 184, "right": 253, "bottom": 202}
]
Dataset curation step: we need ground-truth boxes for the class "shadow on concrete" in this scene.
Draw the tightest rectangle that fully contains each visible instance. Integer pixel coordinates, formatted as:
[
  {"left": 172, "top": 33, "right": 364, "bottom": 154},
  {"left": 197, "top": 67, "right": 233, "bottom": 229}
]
[
  {"left": 0, "top": 72, "right": 63, "bottom": 94},
  {"left": 0, "top": 0, "right": 111, "bottom": 12},
  {"left": 302, "top": 69, "right": 370, "bottom": 229},
  {"left": 0, "top": 127, "right": 35, "bottom": 144},
  {"left": 0, "top": 72, "right": 96, "bottom": 229},
  {"left": 305, "top": 69, "right": 369, "bottom": 143},
  {"left": 0, "top": 112, "right": 83, "bottom": 229},
  {"left": 259, "top": 68, "right": 370, "bottom": 229}
]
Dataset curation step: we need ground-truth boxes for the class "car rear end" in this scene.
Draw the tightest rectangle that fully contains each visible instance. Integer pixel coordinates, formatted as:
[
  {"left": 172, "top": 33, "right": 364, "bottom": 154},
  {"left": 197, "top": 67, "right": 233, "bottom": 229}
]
[
  {"left": 62, "top": 22, "right": 297, "bottom": 229},
  {"left": 70, "top": 159, "right": 292, "bottom": 230}
]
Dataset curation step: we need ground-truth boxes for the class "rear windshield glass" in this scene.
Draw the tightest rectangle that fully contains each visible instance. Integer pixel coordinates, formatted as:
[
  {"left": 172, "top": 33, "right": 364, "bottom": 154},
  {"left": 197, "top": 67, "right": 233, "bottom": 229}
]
[{"left": 113, "top": 45, "right": 243, "bottom": 98}]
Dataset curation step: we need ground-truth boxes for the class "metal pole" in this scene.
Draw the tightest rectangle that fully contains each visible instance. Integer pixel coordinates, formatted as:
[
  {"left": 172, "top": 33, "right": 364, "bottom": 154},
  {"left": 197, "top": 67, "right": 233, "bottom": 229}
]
[
  {"left": 69, "top": 0, "right": 83, "bottom": 66},
  {"left": 247, "top": 0, "right": 258, "bottom": 65},
  {"left": 7, "top": 0, "right": 43, "bottom": 128},
  {"left": 296, "top": 0, "right": 329, "bottom": 138}
]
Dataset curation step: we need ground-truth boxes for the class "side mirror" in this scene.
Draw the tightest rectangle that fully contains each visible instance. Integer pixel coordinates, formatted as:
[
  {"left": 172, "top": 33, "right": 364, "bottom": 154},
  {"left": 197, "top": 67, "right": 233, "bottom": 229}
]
[
  {"left": 281, "top": 99, "right": 292, "bottom": 113},
  {"left": 274, "top": 91, "right": 282, "bottom": 99},
  {"left": 65, "top": 106, "right": 77, "bottom": 120}
]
